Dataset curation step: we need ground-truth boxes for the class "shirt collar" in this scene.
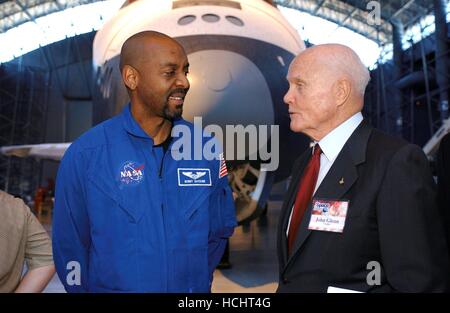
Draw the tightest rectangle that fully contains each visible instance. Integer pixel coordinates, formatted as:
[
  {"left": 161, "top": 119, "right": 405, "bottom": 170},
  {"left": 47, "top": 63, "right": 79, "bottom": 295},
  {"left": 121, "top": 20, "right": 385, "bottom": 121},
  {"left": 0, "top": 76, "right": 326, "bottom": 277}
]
[{"left": 316, "top": 112, "right": 364, "bottom": 162}]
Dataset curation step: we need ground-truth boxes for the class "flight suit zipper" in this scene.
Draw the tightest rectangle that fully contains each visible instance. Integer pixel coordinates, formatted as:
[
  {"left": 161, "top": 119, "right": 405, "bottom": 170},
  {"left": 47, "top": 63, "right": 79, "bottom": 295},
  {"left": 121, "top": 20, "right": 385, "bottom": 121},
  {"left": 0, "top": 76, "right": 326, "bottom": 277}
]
[
  {"left": 158, "top": 148, "right": 169, "bottom": 291},
  {"left": 159, "top": 152, "right": 166, "bottom": 179}
]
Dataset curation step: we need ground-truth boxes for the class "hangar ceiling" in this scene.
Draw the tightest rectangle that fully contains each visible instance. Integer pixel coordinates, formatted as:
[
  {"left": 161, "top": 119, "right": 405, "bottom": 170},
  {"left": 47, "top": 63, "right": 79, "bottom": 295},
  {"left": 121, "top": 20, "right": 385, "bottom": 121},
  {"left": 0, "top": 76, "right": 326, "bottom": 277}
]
[
  {"left": 276, "top": 0, "right": 435, "bottom": 44},
  {"left": 0, "top": 0, "right": 94, "bottom": 32},
  {"left": 0, "top": 0, "right": 438, "bottom": 44}
]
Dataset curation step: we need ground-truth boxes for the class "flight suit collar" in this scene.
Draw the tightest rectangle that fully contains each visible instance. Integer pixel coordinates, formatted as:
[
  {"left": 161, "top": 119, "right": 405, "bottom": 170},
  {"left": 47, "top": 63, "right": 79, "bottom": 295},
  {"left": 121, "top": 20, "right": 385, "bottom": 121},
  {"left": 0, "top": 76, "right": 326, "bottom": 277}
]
[
  {"left": 121, "top": 103, "right": 184, "bottom": 149},
  {"left": 122, "top": 103, "right": 152, "bottom": 140}
]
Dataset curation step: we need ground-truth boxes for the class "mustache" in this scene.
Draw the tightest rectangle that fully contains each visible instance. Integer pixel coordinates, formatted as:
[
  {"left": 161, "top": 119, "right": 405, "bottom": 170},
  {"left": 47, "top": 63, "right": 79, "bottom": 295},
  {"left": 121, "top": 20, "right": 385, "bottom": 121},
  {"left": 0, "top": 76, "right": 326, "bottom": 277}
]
[{"left": 168, "top": 88, "right": 188, "bottom": 97}]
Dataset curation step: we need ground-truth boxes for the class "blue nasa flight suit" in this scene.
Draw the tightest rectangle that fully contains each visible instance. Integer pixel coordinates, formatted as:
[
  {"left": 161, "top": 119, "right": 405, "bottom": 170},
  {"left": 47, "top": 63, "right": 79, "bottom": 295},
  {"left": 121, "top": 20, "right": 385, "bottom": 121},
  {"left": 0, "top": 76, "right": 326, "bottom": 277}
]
[{"left": 52, "top": 104, "right": 237, "bottom": 292}]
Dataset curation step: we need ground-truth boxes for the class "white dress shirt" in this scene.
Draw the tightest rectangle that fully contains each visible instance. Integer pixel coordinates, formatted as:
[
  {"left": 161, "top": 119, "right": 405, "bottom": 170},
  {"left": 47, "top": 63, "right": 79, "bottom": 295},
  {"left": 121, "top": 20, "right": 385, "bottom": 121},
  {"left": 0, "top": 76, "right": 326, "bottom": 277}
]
[{"left": 286, "top": 112, "right": 364, "bottom": 235}]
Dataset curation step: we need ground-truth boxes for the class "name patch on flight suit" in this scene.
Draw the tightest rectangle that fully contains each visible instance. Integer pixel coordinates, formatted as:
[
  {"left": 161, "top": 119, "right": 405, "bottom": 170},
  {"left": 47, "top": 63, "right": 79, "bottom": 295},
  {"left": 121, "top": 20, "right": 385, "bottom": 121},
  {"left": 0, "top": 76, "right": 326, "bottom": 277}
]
[
  {"left": 308, "top": 199, "right": 349, "bottom": 233},
  {"left": 177, "top": 168, "right": 212, "bottom": 186}
]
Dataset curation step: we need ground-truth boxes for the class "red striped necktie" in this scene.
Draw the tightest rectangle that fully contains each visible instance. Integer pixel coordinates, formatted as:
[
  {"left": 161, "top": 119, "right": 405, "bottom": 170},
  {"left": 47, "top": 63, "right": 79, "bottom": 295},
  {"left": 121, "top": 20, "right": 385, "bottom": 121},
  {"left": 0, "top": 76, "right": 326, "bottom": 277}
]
[{"left": 287, "top": 144, "right": 322, "bottom": 254}]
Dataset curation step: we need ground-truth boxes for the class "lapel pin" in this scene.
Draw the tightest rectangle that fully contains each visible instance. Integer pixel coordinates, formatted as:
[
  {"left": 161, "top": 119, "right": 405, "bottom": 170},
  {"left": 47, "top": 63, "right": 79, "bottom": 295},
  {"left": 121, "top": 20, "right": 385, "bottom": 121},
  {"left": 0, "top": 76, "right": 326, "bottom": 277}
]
[{"left": 339, "top": 177, "right": 344, "bottom": 185}]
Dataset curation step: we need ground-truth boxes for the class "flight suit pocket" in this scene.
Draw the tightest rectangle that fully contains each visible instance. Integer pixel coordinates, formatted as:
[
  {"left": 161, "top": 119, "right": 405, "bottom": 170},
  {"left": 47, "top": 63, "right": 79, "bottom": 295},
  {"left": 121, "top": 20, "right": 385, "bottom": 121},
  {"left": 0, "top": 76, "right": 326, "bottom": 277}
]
[
  {"left": 182, "top": 186, "right": 212, "bottom": 222},
  {"left": 209, "top": 186, "right": 236, "bottom": 239}
]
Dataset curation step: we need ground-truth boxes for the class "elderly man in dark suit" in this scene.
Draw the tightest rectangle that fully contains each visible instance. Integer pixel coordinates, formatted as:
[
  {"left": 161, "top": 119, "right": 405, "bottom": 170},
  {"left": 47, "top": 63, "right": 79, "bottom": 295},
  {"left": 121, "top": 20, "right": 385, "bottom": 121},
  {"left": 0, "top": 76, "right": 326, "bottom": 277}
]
[{"left": 277, "top": 43, "right": 449, "bottom": 293}]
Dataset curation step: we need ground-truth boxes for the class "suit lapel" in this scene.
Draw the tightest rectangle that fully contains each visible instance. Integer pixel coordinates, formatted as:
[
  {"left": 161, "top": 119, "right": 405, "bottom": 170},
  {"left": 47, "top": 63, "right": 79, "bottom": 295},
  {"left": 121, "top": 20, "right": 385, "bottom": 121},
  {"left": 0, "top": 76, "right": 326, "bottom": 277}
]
[
  {"left": 278, "top": 148, "right": 312, "bottom": 266},
  {"left": 283, "top": 120, "right": 373, "bottom": 271}
]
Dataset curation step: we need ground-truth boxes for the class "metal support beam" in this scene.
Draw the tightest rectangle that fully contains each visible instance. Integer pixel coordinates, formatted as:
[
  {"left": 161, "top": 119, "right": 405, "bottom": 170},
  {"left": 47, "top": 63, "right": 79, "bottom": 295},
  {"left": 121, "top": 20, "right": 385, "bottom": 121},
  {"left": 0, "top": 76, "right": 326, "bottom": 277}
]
[
  {"left": 388, "top": 0, "right": 416, "bottom": 22},
  {"left": 392, "top": 19, "right": 404, "bottom": 136},
  {"left": 419, "top": 28, "right": 435, "bottom": 138},
  {"left": 433, "top": 0, "right": 449, "bottom": 122},
  {"left": 313, "top": 0, "right": 327, "bottom": 15},
  {"left": 4, "top": 61, "right": 22, "bottom": 192},
  {"left": 339, "top": 7, "right": 357, "bottom": 26},
  {"left": 14, "top": 0, "right": 36, "bottom": 24}
]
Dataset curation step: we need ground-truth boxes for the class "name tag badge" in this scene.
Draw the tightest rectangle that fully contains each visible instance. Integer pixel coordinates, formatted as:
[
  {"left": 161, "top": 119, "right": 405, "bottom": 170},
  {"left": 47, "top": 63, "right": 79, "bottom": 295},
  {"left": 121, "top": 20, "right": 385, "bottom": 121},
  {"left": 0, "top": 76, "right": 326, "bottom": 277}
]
[
  {"left": 308, "top": 199, "right": 349, "bottom": 233},
  {"left": 177, "top": 168, "right": 212, "bottom": 186}
]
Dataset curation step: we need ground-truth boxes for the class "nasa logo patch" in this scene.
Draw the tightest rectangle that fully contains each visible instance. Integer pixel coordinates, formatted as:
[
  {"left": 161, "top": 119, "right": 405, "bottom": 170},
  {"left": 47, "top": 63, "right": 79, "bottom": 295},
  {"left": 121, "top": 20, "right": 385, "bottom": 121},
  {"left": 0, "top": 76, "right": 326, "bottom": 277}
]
[{"left": 119, "top": 161, "right": 145, "bottom": 186}]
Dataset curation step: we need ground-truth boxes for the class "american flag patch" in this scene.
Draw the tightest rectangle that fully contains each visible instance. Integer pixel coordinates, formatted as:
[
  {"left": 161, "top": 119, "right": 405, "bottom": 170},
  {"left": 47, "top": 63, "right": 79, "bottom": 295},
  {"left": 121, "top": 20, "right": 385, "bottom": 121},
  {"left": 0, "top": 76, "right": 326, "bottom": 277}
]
[{"left": 219, "top": 153, "right": 228, "bottom": 178}]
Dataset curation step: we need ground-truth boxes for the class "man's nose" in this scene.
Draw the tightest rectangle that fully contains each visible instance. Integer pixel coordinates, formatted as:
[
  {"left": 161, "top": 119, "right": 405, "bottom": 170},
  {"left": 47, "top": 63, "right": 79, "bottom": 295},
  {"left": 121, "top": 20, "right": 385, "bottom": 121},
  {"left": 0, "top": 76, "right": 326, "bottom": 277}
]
[
  {"left": 176, "top": 74, "right": 190, "bottom": 90},
  {"left": 283, "top": 88, "right": 292, "bottom": 106}
]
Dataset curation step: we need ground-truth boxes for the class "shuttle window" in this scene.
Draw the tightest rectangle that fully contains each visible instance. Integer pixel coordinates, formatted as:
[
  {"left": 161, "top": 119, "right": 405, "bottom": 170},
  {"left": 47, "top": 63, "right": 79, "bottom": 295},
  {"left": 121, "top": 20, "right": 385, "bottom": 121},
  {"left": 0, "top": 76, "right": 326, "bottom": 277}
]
[
  {"left": 202, "top": 14, "right": 220, "bottom": 23},
  {"left": 225, "top": 15, "right": 244, "bottom": 26},
  {"left": 178, "top": 15, "right": 196, "bottom": 25}
]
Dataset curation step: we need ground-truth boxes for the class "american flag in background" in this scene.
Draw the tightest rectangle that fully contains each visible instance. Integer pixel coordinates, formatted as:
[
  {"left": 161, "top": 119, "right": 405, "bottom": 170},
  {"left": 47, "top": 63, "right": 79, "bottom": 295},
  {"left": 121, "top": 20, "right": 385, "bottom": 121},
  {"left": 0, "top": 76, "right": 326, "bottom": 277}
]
[{"left": 219, "top": 152, "right": 228, "bottom": 178}]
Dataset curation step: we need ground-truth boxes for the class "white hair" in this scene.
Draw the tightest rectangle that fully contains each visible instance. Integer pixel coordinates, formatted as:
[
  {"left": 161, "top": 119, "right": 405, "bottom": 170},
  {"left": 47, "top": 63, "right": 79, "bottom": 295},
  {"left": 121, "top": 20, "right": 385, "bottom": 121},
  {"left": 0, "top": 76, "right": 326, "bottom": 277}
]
[
  {"left": 346, "top": 52, "right": 370, "bottom": 96},
  {"left": 331, "top": 45, "right": 370, "bottom": 97}
]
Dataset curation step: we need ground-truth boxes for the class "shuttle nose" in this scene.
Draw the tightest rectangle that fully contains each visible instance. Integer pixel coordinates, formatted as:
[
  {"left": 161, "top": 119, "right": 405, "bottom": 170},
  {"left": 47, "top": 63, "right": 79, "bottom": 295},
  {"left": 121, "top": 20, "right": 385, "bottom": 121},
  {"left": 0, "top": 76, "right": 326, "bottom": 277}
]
[
  {"left": 183, "top": 50, "right": 274, "bottom": 158},
  {"left": 204, "top": 62, "right": 232, "bottom": 92}
]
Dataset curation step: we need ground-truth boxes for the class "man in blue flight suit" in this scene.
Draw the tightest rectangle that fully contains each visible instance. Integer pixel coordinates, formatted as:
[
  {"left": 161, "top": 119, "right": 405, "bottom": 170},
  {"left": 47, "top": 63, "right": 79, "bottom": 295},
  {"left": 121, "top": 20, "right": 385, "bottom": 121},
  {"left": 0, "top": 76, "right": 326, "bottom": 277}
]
[{"left": 52, "top": 31, "right": 237, "bottom": 292}]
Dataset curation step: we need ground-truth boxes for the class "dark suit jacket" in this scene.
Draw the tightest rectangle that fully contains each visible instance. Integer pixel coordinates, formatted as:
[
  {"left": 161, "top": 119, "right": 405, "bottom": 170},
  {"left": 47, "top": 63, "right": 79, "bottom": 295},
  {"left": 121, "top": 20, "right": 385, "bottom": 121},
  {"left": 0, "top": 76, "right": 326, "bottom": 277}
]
[
  {"left": 437, "top": 133, "right": 450, "bottom": 258},
  {"left": 277, "top": 120, "right": 450, "bottom": 292}
]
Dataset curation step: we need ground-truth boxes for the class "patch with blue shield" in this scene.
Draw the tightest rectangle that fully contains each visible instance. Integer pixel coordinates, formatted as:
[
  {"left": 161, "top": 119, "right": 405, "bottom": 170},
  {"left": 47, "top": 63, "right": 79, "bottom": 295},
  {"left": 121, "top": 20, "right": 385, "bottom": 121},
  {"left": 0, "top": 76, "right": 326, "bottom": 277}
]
[{"left": 177, "top": 168, "right": 212, "bottom": 186}]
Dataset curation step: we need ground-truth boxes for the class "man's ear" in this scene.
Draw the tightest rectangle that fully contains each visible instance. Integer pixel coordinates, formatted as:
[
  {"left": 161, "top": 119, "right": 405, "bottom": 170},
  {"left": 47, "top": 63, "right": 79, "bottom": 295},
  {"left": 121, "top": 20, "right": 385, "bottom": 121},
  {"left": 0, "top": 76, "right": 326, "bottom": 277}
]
[
  {"left": 122, "top": 65, "right": 138, "bottom": 90},
  {"left": 334, "top": 78, "right": 351, "bottom": 107}
]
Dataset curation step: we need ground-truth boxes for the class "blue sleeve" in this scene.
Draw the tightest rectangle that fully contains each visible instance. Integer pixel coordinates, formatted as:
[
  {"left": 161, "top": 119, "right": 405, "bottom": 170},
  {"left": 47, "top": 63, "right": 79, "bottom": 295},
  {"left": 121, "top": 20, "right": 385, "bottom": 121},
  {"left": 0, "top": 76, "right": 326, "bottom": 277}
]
[
  {"left": 207, "top": 165, "right": 237, "bottom": 279},
  {"left": 52, "top": 144, "right": 91, "bottom": 293}
]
